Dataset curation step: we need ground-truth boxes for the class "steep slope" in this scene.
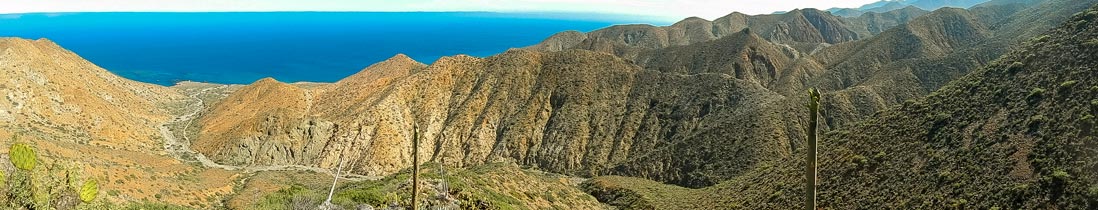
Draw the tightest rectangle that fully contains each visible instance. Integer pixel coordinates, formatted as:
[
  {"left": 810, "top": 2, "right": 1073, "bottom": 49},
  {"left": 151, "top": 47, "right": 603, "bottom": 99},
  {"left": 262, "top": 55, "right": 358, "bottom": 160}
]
[
  {"left": 195, "top": 48, "right": 795, "bottom": 187},
  {"left": 194, "top": 0, "right": 1093, "bottom": 190},
  {"left": 585, "top": 4, "right": 1098, "bottom": 209},
  {"left": 846, "top": 6, "right": 932, "bottom": 35},
  {"left": 0, "top": 38, "right": 182, "bottom": 151},
  {"left": 192, "top": 77, "right": 315, "bottom": 165},
  {"left": 791, "top": 0, "right": 1083, "bottom": 128},
  {"left": 0, "top": 38, "right": 239, "bottom": 208},
  {"left": 630, "top": 30, "right": 798, "bottom": 87}
]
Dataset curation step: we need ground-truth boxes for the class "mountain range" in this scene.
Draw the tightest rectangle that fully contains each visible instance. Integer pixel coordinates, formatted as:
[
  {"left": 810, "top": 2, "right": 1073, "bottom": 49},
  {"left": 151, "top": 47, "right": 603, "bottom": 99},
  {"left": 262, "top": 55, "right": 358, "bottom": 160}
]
[
  {"left": 1, "top": 0, "right": 1097, "bottom": 208},
  {"left": 827, "top": 0, "right": 995, "bottom": 17}
]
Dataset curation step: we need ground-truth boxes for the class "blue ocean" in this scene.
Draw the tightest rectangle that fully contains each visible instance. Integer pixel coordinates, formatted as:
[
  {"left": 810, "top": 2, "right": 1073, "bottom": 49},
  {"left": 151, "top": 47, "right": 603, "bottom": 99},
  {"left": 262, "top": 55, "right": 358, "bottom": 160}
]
[{"left": 0, "top": 12, "right": 667, "bottom": 85}]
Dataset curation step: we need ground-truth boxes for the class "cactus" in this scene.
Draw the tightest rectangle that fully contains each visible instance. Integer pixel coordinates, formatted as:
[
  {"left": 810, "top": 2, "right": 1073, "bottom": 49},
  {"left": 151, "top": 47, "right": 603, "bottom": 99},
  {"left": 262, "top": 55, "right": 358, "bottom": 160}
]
[
  {"left": 4, "top": 138, "right": 99, "bottom": 208},
  {"left": 10, "top": 143, "right": 37, "bottom": 171},
  {"left": 411, "top": 123, "right": 420, "bottom": 209},
  {"left": 805, "top": 88, "right": 821, "bottom": 210},
  {"left": 79, "top": 179, "right": 98, "bottom": 203}
]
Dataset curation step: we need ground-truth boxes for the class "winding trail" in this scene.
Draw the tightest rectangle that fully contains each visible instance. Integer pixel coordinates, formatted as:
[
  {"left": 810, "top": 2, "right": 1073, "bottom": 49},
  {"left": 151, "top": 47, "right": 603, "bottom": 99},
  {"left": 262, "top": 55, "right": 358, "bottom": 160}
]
[{"left": 158, "top": 85, "right": 379, "bottom": 181}]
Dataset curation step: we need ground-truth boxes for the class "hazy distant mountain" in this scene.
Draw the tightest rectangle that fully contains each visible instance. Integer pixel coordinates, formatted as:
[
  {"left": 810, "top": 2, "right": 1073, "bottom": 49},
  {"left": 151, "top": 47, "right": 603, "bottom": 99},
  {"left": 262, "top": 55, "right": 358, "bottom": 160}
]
[
  {"left": 529, "top": 7, "right": 929, "bottom": 56},
  {"left": 829, "top": 0, "right": 992, "bottom": 17}
]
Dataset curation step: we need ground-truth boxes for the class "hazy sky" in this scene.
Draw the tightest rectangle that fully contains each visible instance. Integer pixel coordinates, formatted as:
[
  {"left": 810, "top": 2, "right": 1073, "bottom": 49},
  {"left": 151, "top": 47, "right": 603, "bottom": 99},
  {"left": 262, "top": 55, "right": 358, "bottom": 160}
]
[{"left": 0, "top": 0, "right": 882, "bottom": 20}]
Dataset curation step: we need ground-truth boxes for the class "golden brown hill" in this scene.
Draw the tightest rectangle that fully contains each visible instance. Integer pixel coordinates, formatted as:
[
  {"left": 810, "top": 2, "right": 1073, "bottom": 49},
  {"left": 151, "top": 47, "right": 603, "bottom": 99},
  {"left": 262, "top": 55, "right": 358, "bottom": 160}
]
[
  {"left": 0, "top": 37, "right": 238, "bottom": 208},
  {"left": 193, "top": 77, "right": 314, "bottom": 165},
  {"left": 195, "top": 49, "right": 794, "bottom": 187},
  {"left": 317, "top": 53, "right": 426, "bottom": 117},
  {"left": 0, "top": 38, "right": 181, "bottom": 151}
]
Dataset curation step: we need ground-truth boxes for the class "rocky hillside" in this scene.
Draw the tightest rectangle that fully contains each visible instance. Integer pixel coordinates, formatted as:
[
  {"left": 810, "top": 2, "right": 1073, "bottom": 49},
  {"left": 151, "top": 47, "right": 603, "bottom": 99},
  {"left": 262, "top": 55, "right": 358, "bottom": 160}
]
[
  {"left": 0, "top": 38, "right": 240, "bottom": 208},
  {"left": 193, "top": 0, "right": 1096, "bottom": 190},
  {"left": 585, "top": 4, "right": 1098, "bottom": 209},
  {"left": 0, "top": 38, "right": 182, "bottom": 151},
  {"left": 194, "top": 48, "right": 800, "bottom": 187},
  {"left": 798, "top": 0, "right": 1089, "bottom": 128}
]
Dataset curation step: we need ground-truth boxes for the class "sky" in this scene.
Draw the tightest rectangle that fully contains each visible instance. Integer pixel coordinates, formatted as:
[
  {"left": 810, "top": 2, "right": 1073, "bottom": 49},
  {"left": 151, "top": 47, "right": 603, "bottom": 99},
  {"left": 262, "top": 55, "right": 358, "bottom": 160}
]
[{"left": 0, "top": 0, "right": 882, "bottom": 21}]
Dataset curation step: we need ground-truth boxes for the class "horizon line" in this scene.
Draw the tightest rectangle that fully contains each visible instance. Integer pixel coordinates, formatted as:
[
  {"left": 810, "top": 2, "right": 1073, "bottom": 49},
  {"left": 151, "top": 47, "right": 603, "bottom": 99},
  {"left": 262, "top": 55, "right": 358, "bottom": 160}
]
[{"left": 0, "top": 10, "right": 684, "bottom": 22}]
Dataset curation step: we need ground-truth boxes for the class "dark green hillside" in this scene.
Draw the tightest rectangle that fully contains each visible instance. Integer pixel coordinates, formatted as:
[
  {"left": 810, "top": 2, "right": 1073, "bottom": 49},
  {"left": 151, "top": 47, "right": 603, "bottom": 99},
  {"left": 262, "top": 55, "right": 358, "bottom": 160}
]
[
  {"left": 817, "top": 5, "right": 1098, "bottom": 208},
  {"left": 793, "top": 0, "right": 1094, "bottom": 129},
  {"left": 581, "top": 0, "right": 1097, "bottom": 190},
  {"left": 584, "top": 4, "right": 1098, "bottom": 209},
  {"left": 846, "top": 6, "right": 931, "bottom": 35},
  {"left": 631, "top": 30, "right": 797, "bottom": 86}
]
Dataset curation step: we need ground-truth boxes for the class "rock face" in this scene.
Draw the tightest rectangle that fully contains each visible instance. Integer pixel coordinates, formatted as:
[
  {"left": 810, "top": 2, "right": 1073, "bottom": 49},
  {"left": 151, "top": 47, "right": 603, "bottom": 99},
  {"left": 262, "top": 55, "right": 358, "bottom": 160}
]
[{"left": 0, "top": 38, "right": 182, "bottom": 151}]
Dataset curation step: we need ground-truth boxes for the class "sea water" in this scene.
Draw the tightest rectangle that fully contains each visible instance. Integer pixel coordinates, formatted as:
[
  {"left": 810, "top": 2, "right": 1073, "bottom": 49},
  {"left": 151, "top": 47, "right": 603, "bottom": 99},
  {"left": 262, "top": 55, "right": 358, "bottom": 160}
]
[{"left": 0, "top": 12, "right": 665, "bottom": 85}]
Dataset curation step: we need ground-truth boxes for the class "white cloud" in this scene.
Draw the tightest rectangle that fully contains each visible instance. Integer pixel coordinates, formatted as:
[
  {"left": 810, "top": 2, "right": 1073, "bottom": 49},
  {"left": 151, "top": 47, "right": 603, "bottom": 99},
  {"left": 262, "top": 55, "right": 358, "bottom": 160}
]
[{"left": 0, "top": 0, "right": 881, "bottom": 20}]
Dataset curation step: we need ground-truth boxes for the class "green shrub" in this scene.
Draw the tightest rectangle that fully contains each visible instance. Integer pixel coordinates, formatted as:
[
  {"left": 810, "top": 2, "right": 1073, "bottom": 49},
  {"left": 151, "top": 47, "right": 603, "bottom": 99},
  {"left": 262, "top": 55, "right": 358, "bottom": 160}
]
[
  {"left": 1060, "top": 80, "right": 1078, "bottom": 89},
  {"left": 949, "top": 198, "right": 967, "bottom": 208},
  {"left": 120, "top": 202, "right": 194, "bottom": 210},
  {"left": 1027, "top": 88, "right": 1046, "bottom": 101},
  {"left": 1034, "top": 35, "right": 1050, "bottom": 43},
  {"left": 1085, "top": 39, "right": 1098, "bottom": 47},
  {"left": 1051, "top": 170, "right": 1071, "bottom": 182},
  {"left": 1088, "top": 185, "right": 1098, "bottom": 200},
  {"left": 850, "top": 155, "right": 868, "bottom": 168},
  {"left": 937, "top": 171, "right": 955, "bottom": 183},
  {"left": 1007, "top": 62, "right": 1025, "bottom": 74}
]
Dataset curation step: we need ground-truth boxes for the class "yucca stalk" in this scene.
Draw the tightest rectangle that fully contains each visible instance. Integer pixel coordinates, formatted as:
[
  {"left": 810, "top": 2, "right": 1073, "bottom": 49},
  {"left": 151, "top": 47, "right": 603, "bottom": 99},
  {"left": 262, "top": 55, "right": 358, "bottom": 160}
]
[{"left": 805, "top": 88, "right": 821, "bottom": 210}]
